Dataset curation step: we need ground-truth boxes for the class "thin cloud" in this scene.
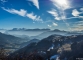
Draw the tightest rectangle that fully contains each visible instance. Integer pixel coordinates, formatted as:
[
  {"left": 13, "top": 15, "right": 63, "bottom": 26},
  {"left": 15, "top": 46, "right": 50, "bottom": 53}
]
[
  {"left": 28, "top": 0, "right": 39, "bottom": 9},
  {"left": 47, "top": 9, "right": 66, "bottom": 20},
  {"left": 47, "top": 9, "right": 60, "bottom": 20},
  {"left": 72, "top": 9, "right": 80, "bottom": 17},
  {"left": 71, "top": 26, "right": 83, "bottom": 31},
  {"left": 48, "top": 25, "right": 52, "bottom": 27},
  {"left": 0, "top": 0, "right": 7, "bottom": 4},
  {"left": 71, "top": 20, "right": 83, "bottom": 31},
  {"left": 72, "top": 8, "right": 83, "bottom": 17},
  {"left": 2, "top": 7, "right": 27, "bottom": 17},
  {"left": 26, "top": 12, "right": 42, "bottom": 21},
  {"left": 80, "top": 8, "right": 83, "bottom": 11},
  {"left": 48, "top": 22, "right": 58, "bottom": 28},
  {"left": 52, "top": 22, "right": 58, "bottom": 26},
  {"left": 2, "top": 7, "right": 42, "bottom": 21}
]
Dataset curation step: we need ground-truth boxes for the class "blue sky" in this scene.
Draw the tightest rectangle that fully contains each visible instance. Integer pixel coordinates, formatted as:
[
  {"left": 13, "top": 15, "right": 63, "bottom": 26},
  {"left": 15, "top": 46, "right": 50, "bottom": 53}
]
[{"left": 0, "top": 0, "right": 83, "bottom": 31}]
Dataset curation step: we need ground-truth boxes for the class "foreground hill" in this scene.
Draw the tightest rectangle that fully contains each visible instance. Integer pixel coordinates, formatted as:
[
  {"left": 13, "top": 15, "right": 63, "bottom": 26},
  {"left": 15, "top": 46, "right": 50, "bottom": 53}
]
[{"left": 8, "top": 34, "right": 83, "bottom": 60}]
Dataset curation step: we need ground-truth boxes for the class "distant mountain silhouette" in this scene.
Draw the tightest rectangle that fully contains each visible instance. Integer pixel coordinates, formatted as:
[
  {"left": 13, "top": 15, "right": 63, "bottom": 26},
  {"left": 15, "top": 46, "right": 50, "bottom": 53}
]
[
  {"left": 0, "top": 32, "right": 28, "bottom": 49},
  {"left": 20, "top": 39, "right": 39, "bottom": 48},
  {"left": 8, "top": 28, "right": 51, "bottom": 31},
  {"left": 32, "top": 30, "right": 68, "bottom": 39}
]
